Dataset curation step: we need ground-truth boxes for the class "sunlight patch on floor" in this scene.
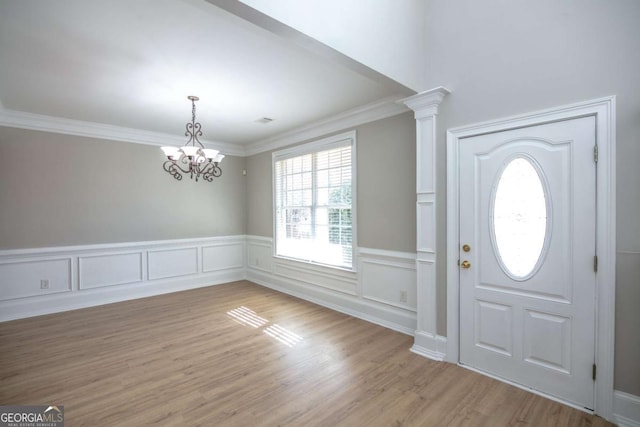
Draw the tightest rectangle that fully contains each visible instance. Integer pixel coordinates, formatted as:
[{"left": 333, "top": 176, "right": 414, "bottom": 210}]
[
  {"left": 227, "top": 306, "right": 269, "bottom": 328},
  {"left": 227, "top": 306, "right": 304, "bottom": 348},
  {"left": 264, "top": 324, "right": 304, "bottom": 348}
]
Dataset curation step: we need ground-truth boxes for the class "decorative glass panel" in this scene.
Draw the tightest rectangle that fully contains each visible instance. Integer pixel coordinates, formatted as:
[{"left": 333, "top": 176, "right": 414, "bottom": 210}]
[{"left": 492, "top": 157, "right": 548, "bottom": 279}]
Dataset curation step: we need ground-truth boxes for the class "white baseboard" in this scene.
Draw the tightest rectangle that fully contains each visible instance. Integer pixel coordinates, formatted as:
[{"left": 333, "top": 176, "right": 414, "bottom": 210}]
[
  {"left": 614, "top": 391, "right": 640, "bottom": 427},
  {"left": 411, "top": 331, "right": 447, "bottom": 361},
  {"left": 0, "top": 236, "right": 245, "bottom": 321}
]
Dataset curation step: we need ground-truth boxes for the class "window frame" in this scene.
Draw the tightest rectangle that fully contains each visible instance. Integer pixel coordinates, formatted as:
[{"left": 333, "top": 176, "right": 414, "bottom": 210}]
[{"left": 272, "top": 131, "right": 357, "bottom": 272}]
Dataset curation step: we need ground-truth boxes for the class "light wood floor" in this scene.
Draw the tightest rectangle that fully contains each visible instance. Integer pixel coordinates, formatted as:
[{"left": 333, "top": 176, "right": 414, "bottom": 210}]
[{"left": 0, "top": 281, "right": 612, "bottom": 426}]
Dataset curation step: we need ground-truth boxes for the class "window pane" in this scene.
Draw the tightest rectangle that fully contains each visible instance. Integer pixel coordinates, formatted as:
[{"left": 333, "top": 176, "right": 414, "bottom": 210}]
[
  {"left": 341, "top": 209, "right": 352, "bottom": 225},
  {"left": 317, "top": 187, "right": 329, "bottom": 205},
  {"left": 316, "top": 207, "right": 328, "bottom": 226},
  {"left": 317, "top": 170, "right": 329, "bottom": 188}
]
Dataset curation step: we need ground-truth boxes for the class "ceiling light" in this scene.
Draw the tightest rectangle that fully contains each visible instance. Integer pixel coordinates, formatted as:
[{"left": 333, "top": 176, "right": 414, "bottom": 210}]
[{"left": 161, "top": 96, "right": 224, "bottom": 182}]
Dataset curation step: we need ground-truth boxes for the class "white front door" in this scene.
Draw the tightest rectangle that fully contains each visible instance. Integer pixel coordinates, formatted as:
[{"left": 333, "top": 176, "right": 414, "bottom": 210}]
[{"left": 458, "top": 116, "right": 597, "bottom": 409}]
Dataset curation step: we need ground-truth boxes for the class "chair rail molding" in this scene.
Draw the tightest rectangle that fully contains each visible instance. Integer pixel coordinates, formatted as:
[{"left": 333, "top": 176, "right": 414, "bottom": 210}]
[{"left": 399, "top": 86, "right": 450, "bottom": 360}]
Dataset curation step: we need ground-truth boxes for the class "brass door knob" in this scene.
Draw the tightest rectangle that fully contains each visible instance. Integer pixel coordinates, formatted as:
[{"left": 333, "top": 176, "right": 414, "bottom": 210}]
[{"left": 461, "top": 260, "right": 471, "bottom": 269}]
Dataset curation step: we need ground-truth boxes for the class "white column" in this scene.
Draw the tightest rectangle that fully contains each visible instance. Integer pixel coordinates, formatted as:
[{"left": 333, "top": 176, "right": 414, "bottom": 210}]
[{"left": 401, "top": 87, "right": 449, "bottom": 360}]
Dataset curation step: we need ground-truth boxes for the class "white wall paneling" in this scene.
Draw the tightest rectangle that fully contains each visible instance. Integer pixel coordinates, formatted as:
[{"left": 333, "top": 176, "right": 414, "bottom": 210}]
[
  {"left": 79, "top": 252, "right": 143, "bottom": 290},
  {"left": 203, "top": 242, "right": 244, "bottom": 273},
  {"left": 148, "top": 247, "right": 199, "bottom": 280},
  {"left": 0, "top": 236, "right": 246, "bottom": 321},
  {"left": 273, "top": 260, "right": 358, "bottom": 296},
  {"left": 0, "top": 257, "right": 72, "bottom": 300},
  {"left": 358, "top": 248, "right": 416, "bottom": 311},
  {"left": 401, "top": 87, "right": 450, "bottom": 360},
  {"left": 246, "top": 235, "right": 417, "bottom": 335},
  {"left": 613, "top": 390, "right": 640, "bottom": 427},
  {"left": 246, "top": 236, "right": 273, "bottom": 273}
]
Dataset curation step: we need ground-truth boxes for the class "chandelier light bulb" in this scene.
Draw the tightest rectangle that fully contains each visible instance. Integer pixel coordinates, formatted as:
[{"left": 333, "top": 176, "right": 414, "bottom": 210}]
[
  {"left": 180, "top": 146, "right": 200, "bottom": 157},
  {"left": 202, "top": 148, "right": 219, "bottom": 160}
]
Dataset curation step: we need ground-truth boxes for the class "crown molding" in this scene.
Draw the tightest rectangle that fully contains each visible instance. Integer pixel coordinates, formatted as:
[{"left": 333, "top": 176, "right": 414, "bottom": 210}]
[
  {"left": 0, "top": 107, "right": 246, "bottom": 156},
  {"left": 244, "top": 94, "right": 411, "bottom": 156},
  {"left": 0, "top": 94, "right": 413, "bottom": 158}
]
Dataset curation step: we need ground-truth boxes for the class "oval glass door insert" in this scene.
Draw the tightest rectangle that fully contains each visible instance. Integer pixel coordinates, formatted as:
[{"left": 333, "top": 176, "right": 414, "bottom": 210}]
[{"left": 492, "top": 157, "right": 549, "bottom": 279}]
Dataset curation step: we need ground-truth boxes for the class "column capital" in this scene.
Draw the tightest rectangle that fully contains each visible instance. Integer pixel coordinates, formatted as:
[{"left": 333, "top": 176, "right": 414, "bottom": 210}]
[{"left": 399, "top": 86, "right": 450, "bottom": 119}]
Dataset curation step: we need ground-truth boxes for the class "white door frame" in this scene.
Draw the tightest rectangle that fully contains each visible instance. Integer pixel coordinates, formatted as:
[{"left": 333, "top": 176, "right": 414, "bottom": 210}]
[{"left": 446, "top": 97, "right": 616, "bottom": 419}]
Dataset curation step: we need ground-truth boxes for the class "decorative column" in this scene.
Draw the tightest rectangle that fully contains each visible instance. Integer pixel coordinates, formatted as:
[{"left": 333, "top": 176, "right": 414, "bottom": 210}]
[{"left": 401, "top": 87, "right": 450, "bottom": 360}]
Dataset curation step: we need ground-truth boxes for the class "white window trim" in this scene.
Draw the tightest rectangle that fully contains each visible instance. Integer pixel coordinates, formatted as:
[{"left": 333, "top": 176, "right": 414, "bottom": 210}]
[{"left": 272, "top": 130, "right": 357, "bottom": 272}]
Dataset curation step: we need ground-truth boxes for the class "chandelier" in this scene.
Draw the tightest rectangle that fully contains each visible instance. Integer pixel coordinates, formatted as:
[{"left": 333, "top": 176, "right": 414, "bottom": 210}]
[{"left": 161, "top": 96, "right": 224, "bottom": 182}]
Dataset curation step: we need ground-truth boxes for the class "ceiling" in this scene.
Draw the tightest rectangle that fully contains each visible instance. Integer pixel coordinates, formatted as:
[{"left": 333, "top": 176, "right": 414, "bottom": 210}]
[{"left": 0, "top": 0, "right": 414, "bottom": 154}]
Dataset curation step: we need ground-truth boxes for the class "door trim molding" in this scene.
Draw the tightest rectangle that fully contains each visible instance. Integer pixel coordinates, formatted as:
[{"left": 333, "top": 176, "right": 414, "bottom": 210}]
[{"left": 446, "top": 96, "right": 616, "bottom": 420}]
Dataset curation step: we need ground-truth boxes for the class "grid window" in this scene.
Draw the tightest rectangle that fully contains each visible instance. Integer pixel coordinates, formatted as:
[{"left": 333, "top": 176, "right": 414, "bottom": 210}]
[{"left": 273, "top": 134, "right": 355, "bottom": 269}]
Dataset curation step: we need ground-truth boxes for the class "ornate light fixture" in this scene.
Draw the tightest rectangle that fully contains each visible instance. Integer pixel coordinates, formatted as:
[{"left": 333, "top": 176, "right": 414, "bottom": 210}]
[{"left": 161, "top": 96, "right": 224, "bottom": 182}]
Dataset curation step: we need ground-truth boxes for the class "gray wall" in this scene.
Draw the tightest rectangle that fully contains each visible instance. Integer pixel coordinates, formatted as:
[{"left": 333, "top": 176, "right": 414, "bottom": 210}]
[
  {"left": 423, "top": 0, "right": 640, "bottom": 395},
  {"left": 357, "top": 113, "right": 416, "bottom": 252},
  {"left": 246, "top": 151, "right": 273, "bottom": 238},
  {"left": 246, "top": 112, "right": 417, "bottom": 253},
  {"left": 0, "top": 127, "right": 247, "bottom": 249}
]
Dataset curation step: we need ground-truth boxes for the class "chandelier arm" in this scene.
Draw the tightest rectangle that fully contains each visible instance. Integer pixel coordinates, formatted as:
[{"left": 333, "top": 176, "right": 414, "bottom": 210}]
[
  {"left": 163, "top": 160, "right": 184, "bottom": 180},
  {"left": 178, "top": 155, "right": 192, "bottom": 169},
  {"left": 202, "top": 170, "right": 215, "bottom": 182},
  {"left": 201, "top": 165, "right": 220, "bottom": 182},
  {"left": 165, "top": 158, "right": 191, "bottom": 174},
  {"left": 195, "top": 161, "right": 209, "bottom": 179}
]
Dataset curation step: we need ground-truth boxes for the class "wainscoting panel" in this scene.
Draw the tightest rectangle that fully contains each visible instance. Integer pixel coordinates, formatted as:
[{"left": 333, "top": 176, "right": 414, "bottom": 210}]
[
  {"left": 79, "top": 252, "right": 143, "bottom": 290},
  {"left": 0, "top": 257, "right": 72, "bottom": 301},
  {"left": 0, "top": 236, "right": 245, "bottom": 321},
  {"left": 247, "top": 236, "right": 274, "bottom": 273},
  {"left": 203, "top": 242, "right": 244, "bottom": 273},
  {"left": 246, "top": 236, "right": 417, "bottom": 334},
  {"left": 359, "top": 248, "right": 417, "bottom": 311},
  {"left": 272, "top": 260, "right": 358, "bottom": 296},
  {"left": 614, "top": 390, "right": 640, "bottom": 427},
  {"left": 148, "top": 247, "right": 198, "bottom": 280}
]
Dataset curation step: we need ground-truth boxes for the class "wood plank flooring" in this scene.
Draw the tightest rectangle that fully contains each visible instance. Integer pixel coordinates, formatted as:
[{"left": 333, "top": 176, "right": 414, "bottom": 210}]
[{"left": 0, "top": 281, "right": 612, "bottom": 426}]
